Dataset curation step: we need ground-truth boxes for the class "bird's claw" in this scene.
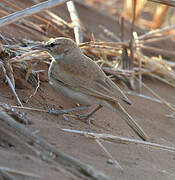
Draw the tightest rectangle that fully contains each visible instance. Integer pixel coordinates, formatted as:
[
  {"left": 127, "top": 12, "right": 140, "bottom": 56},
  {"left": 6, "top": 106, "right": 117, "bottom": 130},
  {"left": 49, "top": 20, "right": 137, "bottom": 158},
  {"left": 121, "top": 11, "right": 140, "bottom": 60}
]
[
  {"left": 62, "top": 114, "right": 72, "bottom": 123},
  {"left": 78, "top": 113, "right": 94, "bottom": 124}
]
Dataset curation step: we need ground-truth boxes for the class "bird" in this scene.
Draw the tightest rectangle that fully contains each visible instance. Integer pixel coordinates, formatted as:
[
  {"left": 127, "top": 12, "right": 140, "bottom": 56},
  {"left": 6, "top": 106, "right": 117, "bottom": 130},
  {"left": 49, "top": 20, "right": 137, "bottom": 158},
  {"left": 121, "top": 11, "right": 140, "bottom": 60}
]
[{"left": 34, "top": 37, "right": 147, "bottom": 141}]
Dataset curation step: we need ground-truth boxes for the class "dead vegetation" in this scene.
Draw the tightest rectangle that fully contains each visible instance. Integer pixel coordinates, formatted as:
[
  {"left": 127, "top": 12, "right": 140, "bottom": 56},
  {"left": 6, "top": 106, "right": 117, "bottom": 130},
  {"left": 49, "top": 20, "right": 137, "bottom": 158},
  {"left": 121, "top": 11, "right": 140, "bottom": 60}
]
[{"left": 0, "top": 0, "right": 175, "bottom": 179}]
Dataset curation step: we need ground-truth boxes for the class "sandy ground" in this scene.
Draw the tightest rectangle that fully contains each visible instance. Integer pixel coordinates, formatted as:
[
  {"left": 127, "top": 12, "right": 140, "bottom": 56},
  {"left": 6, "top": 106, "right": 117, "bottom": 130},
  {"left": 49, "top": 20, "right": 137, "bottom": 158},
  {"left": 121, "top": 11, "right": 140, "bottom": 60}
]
[{"left": 0, "top": 1, "right": 175, "bottom": 180}]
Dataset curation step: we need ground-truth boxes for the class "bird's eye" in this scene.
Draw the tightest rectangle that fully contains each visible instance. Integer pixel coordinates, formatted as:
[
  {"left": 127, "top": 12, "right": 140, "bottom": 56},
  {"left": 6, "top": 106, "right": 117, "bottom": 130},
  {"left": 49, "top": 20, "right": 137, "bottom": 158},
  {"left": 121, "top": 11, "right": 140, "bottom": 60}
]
[{"left": 50, "top": 43, "right": 55, "bottom": 47}]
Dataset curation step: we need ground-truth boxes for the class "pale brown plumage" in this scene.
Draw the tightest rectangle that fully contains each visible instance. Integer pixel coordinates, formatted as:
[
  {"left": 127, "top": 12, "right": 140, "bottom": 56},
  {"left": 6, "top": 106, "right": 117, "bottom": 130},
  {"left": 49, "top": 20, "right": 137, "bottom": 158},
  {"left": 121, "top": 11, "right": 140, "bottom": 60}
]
[{"left": 34, "top": 37, "right": 147, "bottom": 141}]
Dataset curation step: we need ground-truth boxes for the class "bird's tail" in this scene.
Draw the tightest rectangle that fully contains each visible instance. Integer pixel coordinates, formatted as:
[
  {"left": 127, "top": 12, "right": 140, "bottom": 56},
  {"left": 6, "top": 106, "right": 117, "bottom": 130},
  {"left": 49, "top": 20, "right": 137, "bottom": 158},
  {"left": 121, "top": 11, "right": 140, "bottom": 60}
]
[{"left": 107, "top": 101, "right": 148, "bottom": 141}]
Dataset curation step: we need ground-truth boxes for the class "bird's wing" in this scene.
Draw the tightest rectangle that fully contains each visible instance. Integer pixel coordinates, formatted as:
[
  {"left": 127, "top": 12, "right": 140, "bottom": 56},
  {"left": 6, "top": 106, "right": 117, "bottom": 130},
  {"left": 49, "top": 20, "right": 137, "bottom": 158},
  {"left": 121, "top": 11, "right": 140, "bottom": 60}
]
[{"left": 50, "top": 54, "right": 131, "bottom": 105}]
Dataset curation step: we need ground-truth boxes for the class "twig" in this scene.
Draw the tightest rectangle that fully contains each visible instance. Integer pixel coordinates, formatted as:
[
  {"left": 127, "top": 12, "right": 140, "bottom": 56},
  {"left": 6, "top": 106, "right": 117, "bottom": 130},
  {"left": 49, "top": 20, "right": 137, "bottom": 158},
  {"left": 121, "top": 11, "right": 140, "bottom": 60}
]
[
  {"left": 140, "top": 45, "right": 175, "bottom": 57},
  {"left": 46, "top": 10, "right": 72, "bottom": 29},
  {"left": 166, "top": 112, "right": 175, "bottom": 118},
  {"left": 0, "top": 166, "right": 41, "bottom": 178},
  {"left": 119, "top": 16, "right": 124, "bottom": 41},
  {"left": 128, "top": 0, "right": 137, "bottom": 90},
  {"left": 66, "top": 1, "right": 83, "bottom": 44},
  {"left": 61, "top": 128, "right": 175, "bottom": 152},
  {"left": 25, "top": 62, "right": 33, "bottom": 81},
  {"left": 0, "top": 110, "right": 109, "bottom": 180},
  {"left": 25, "top": 72, "right": 40, "bottom": 103},
  {"left": 99, "top": 25, "right": 120, "bottom": 42},
  {"left": 81, "top": 44, "right": 121, "bottom": 51},
  {"left": 136, "top": 53, "right": 175, "bottom": 82},
  {"left": 139, "top": 34, "right": 175, "bottom": 45},
  {"left": 139, "top": 24, "right": 175, "bottom": 40},
  {"left": 10, "top": 51, "right": 49, "bottom": 63},
  {"left": 129, "top": 0, "right": 137, "bottom": 67},
  {"left": 0, "top": 169, "right": 17, "bottom": 180},
  {"left": 150, "top": 73, "right": 175, "bottom": 88},
  {"left": 79, "top": 41, "right": 128, "bottom": 48},
  {"left": 1, "top": 0, "right": 71, "bottom": 38},
  {"left": 1, "top": 62, "right": 23, "bottom": 106},
  {"left": 0, "top": 0, "right": 68, "bottom": 27},
  {"left": 0, "top": 103, "right": 28, "bottom": 124},
  {"left": 95, "top": 138, "right": 123, "bottom": 170},
  {"left": 21, "top": 19, "right": 46, "bottom": 33},
  {"left": 124, "top": 91, "right": 175, "bottom": 107},
  {"left": 133, "top": 32, "right": 142, "bottom": 92},
  {"left": 148, "top": 0, "right": 175, "bottom": 7},
  {"left": 11, "top": 105, "right": 89, "bottom": 115},
  {"left": 135, "top": 77, "right": 175, "bottom": 112},
  {"left": 120, "top": 16, "right": 129, "bottom": 72}
]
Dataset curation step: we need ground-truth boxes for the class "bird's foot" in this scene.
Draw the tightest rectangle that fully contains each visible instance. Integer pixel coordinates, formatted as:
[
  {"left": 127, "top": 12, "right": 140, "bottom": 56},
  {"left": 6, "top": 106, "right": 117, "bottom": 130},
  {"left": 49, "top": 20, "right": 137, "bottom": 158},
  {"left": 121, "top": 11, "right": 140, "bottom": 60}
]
[
  {"left": 62, "top": 114, "right": 72, "bottom": 123},
  {"left": 78, "top": 113, "right": 94, "bottom": 124}
]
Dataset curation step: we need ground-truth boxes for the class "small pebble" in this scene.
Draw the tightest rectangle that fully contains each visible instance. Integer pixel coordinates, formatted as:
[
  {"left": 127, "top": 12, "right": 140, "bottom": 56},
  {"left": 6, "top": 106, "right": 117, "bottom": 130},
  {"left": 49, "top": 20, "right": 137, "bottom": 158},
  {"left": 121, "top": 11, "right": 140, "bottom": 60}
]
[{"left": 107, "top": 159, "right": 114, "bottom": 164}]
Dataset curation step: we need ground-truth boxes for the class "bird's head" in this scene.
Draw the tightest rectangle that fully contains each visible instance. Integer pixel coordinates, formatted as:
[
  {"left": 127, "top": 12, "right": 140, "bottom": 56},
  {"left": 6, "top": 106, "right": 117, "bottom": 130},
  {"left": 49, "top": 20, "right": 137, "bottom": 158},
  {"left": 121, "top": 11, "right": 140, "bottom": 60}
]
[{"left": 34, "top": 37, "right": 79, "bottom": 60}]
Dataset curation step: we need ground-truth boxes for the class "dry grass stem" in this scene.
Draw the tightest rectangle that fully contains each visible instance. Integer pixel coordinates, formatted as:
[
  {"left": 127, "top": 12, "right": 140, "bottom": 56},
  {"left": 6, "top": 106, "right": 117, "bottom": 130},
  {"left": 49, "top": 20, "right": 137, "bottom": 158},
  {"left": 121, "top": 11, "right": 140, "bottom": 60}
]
[
  {"left": 150, "top": 73, "right": 175, "bottom": 88},
  {"left": 10, "top": 51, "right": 49, "bottom": 63},
  {"left": 11, "top": 105, "right": 89, "bottom": 115},
  {"left": 0, "top": 168, "right": 17, "bottom": 180},
  {"left": 129, "top": 0, "right": 137, "bottom": 67},
  {"left": 133, "top": 31, "right": 142, "bottom": 92},
  {"left": 139, "top": 24, "right": 175, "bottom": 40},
  {"left": 99, "top": 25, "right": 121, "bottom": 41},
  {"left": 166, "top": 112, "right": 175, "bottom": 119},
  {"left": 66, "top": 1, "right": 83, "bottom": 44},
  {"left": 95, "top": 138, "right": 123, "bottom": 170},
  {"left": 0, "top": 166, "right": 41, "bottom": 178},
  {"left": 0, "top": 0, "right": 68, "bottom": 27},
  {"left": 11, "top": 105, "right": 49, "bottom": 113},
  {"left": 1, "top": 64, "right": 23, "bottom": 106},
  {"left": 61, "top": 128, "right": 175, "bottom": 152},
  {"left": 148, "top": 0, "right": 175, "bottom": 7},
  {"left": 79, "top": 41, "right": 128, "bottom": 48},
  {"left": 25, "top": 72, "right": 40, "bottom": 103},
  {"left": 136, "top": 53, "right": 175, "bottom": 83},
  {"left": 135, "top": 77, "right": 175, "bottom": 112},
  {"left": 125, "top": 91, "right": 175, "bottom": 108},
  {"left": 46, "top": 10, "right": 72, "bottom": 29},
  {"left": 141, "top": 45, "right": 175, "bottom": 57},
  {"left": 139, "top": 34, "right": 175, "bottom": 44}
]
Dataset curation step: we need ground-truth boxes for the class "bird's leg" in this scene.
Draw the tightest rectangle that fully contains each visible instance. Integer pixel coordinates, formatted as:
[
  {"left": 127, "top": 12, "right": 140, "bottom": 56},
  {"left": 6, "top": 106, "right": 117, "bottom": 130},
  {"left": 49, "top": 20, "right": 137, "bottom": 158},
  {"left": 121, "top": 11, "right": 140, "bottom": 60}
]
[{"left": 78, "top": 105, "right": 103, "bottom": 124}]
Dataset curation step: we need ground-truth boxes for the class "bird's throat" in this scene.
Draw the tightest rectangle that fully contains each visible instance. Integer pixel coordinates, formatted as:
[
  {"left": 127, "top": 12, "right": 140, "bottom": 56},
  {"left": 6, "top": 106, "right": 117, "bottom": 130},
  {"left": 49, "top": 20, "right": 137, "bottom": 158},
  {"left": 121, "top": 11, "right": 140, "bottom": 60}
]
[{"left": 53, "top": 52, "right": 65, "bottom": 61}]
